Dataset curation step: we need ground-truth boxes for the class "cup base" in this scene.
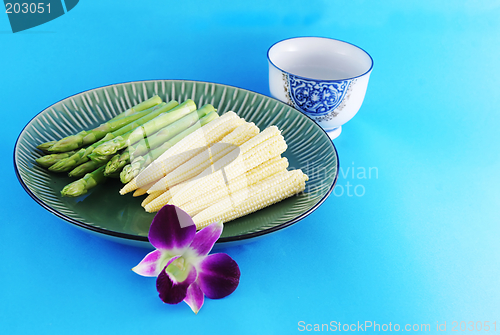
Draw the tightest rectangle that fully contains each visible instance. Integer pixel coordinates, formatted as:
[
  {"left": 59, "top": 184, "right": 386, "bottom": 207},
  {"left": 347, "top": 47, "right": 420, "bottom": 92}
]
[{"left": 326, "top": 126, "right": 342, "bottom": 140}]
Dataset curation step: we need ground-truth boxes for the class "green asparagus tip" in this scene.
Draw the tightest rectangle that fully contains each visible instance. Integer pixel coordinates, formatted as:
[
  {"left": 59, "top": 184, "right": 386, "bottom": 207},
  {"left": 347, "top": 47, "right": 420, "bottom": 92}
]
[
  {"left": 61, "top": 179, "right": 88, "bottom": 197},
  {"left": 109, "top": 153, "right": 121, "bottom": 164},
  {"left": 120, "top": 165, "right": 134, "bottom": 184},
  {"left": 68, "top": 167, "right": 86, "bottom": 178},
  {"left": 104, "top": 159, "right": 120, "bottom": 176},
  {"left": 88, "top": 153, "right": 113, "bottom": 163},
  {"left": 36, "top": 151, "right": 77, "bottom": 168},
  {"left": 48, "top": 135, "right": 83, "bottom": 153},
  {"left": 36, "top": 141, "right": 57, "bottom": 152},
  {"left": 48, "top": 158, "right": 72, "bottom": 172},
  {"left": 93, "top": 140, "right": 121, "bottom": 156},
  {"left": 36, "top": 156, "right": 56, "bottom": 168}
]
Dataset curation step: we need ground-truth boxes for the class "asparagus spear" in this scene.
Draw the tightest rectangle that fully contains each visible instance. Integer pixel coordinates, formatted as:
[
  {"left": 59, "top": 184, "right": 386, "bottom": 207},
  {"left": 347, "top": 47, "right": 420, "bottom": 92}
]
[
  {"left": 129, "top": 104, "right": 216, "bottom": 161},
  {"left": 61, "top": 166, "right": 107, "bottom": 197},
  {"left": 104, "top": 105, "right": 214, "bottom": 176},
  {"left": 48, "top": 147, "right": 91, "bottom": 172},
  {"left": 37, "top": 97, "right": 163, "bottom": 152},
  {"left": 68, "top": 160, "right": 106, "bottom": 178},
  {"left": 88, "top": 153, "right": 114, "bottom": 164},
  {"left": 62, "top": 100, "right": 186, "bottom": 192},
  {"left": 36, "top": 141, "right": 57, "bottom": 153},
  {"left": 39, "top": 114, "right": 136, "bottom": 152},
  {"left": 92, "top": 99, "right": 197, "bottom": 157},
  {"left": 48, "top": 101, "right": 178, "bottom": 172},
  {"left": 35, "top": 151, "right": 76, "bottom": 168},
  {"left": 37, "top": 98, "right": 163, "bottom": 152},
  {"left": 47, "top": 95, "right": 163, "bottom": 153},
  {"left": 104, "top": 151, "right": 130, "bottom": 176},
  {"left": 87, "top": 101, "right": 194, "bottom": 162},
  {"left": 120, "top": 111, "right": 219, "bottom": 184}
]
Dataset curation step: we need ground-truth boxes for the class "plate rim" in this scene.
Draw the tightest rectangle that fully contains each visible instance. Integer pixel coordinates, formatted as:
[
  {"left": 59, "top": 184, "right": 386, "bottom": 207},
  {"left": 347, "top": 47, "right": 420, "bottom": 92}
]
[{"left": 13, "top": 79, "right": 339, "bottom": 244}]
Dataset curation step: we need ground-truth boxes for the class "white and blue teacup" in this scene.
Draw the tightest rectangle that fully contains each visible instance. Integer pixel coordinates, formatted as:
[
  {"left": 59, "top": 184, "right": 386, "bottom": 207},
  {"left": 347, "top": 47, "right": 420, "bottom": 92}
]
[{"left": 268, "top": 37, "right": 373, "bottom": 139}]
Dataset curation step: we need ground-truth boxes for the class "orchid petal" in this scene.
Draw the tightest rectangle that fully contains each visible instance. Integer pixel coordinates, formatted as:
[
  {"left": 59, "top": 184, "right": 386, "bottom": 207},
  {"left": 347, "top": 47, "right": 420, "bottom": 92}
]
[
  {"left": 198, "top": 253, "right": 240, "bottom": 299},
  {"left": 184, "top": 281, "right": 204, "bottom": 314},
  {"left": 186, "top": 221, "right": 223, "bottom": 260},
  {"left": 132, "top": 249, "right": 166, "bottom": 277},
  {"left": 156, "top": 263, "right": 198, "bottom": 304},
  {"left": 148, "top": 205, "right": 196, "bottom": 252}
]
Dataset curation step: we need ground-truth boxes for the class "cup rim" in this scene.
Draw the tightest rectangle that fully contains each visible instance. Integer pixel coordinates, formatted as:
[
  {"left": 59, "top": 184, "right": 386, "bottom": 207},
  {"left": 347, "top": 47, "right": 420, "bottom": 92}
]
[{"left": 267, "top": 36, "right": 374, "bottom": 82}]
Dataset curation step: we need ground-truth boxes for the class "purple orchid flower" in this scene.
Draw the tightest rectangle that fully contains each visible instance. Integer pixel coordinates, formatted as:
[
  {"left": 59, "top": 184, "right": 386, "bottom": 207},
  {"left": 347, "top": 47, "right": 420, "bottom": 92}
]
[{"left": 132, "top": 205, "right": 240, "bottom": 314}]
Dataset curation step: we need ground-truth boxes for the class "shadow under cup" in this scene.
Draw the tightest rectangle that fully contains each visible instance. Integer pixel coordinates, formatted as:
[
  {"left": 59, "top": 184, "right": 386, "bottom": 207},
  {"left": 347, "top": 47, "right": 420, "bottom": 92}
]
[{"left": 268, "top": 37, "right": 373, "bottom": 139}]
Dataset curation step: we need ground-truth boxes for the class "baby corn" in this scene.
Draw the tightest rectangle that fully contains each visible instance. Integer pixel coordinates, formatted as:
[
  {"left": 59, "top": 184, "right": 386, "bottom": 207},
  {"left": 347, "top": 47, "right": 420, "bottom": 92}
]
[
  {"left": 192, "top": 169, "right": 308, "bottom": 229},
  {"left": 135, "top": 111, "right": 243, "bottom": 188},
  {"left": 179, "top": 156, "right": 289, "bottom": 216},
  {"left": 144, "top": 156, "right": 288, "bottom": 214},
  {"left": 141, "top": 190, "right": 164, "bottom": 207},
  {"left": 118, "top": 110, "right": 309, "bottom": 227},
  {"left": 147, "top": 122, "right": 260, "bottom": 193},
  {"left": 168, "top": 129, "right": 287, "bottom": 207}
]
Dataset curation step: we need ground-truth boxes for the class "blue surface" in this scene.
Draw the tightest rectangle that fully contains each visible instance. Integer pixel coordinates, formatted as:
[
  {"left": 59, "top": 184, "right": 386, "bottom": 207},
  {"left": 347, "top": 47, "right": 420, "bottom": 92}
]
[{"left": 2, "top": 1, "right": 499, "bottom": 334}]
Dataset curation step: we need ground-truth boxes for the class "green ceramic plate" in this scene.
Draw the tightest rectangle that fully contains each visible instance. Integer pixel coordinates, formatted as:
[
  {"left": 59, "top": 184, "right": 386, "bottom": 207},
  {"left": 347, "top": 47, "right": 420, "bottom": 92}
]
[{"left": 14, "top": 80, "right": 338, "bottom": 247}]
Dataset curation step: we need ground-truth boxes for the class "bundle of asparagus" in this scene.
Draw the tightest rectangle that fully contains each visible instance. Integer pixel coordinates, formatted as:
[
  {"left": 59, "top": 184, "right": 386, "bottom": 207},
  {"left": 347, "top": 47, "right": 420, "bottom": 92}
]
[
  {"left": 38, "top": 95, "right": 163, "bottom": 153},
  {"left": 35, "top": 95, "right": 220, "bottom": 197}
]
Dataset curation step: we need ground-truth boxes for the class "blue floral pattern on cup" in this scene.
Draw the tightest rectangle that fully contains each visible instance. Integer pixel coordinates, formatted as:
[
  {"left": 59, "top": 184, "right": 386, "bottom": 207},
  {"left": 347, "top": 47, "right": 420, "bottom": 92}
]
[{"left": 286, "top": 74, "right": 352, "bottom": 117}]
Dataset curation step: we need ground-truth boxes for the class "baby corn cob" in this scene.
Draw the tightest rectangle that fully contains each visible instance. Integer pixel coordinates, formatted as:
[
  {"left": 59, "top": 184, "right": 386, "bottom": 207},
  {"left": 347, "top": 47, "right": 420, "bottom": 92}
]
[
  {"left": 147, "top": 122, "right": 260, "bottom": 193},
  {"left": 135, "top": 111, "right": 243, "bottom": 189},
  {"left": 168, "top": 128, "right": 287, "bottom": 207},
  {"left": 218, "top": 126, "right": 284, "bottom": 181},
  {"left": 178, "top": 156, "right": 289, "bottom": 216},
  {"left": 156, "top": 128, "right": 287, "bottom": 209},
  {"left": 192, "top": 169, "right": 308, "bottom": 229},
  {"left": 140, "top": 124, "right": 259, "bottom": 212},
  {"left": 141, "top": 178, "right": 191, "bottom": 212},
  {"left": 132, "top": 181, "right": 156, "bottom": 197},
  {"left": 119, "top": 176, "right": 141, "bottom": 196},
  {"left": 119, "top": 111, "right": 220, "bottom": 186},
  {"left": 143, "top": 155, "right": 288, "bottom": 214},
  {"left": 192, "top": 170, "right": 292, "bottom": 225},
  {"left": 133, "top": 188, "right": 148, "bottom": 197},
  {"left": 143, "top": 189, "right": 173, "bottom": 212},
  {"left": 186, "top": 126, "right": 282, "bottom": 183},
  {"left": 119, "top": 112, "right": 222, "bottom": 195},
  {"left": 141, "top": 190, "right": 164, "bottom": 207}
]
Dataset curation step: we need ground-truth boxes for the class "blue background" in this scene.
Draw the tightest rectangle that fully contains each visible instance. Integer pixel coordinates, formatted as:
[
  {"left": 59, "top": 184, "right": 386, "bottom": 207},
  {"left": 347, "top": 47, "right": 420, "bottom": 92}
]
[{"left": 2, "top": 1, "right": 499, "bottom": 334}]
